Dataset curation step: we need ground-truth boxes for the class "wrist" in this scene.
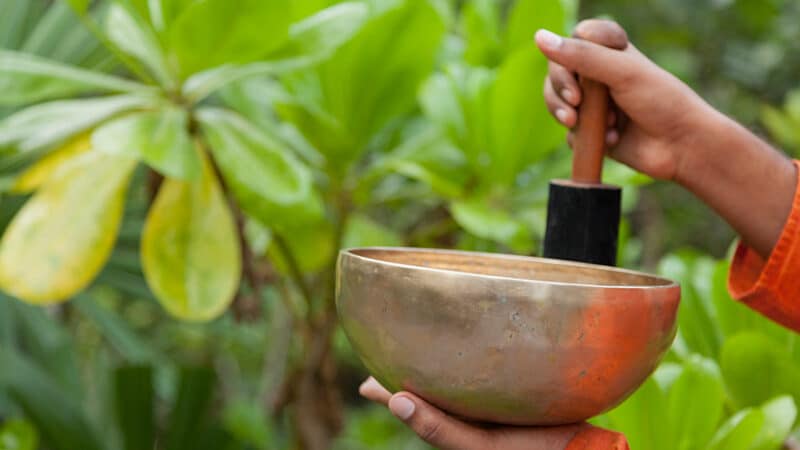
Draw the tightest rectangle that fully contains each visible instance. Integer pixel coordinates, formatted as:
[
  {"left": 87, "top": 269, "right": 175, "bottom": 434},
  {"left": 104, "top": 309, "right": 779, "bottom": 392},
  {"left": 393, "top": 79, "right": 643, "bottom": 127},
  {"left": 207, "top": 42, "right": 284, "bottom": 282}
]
[
  {"left": 672, "top": 105, "right": 732, "bottom": 188},
  {"left": 672, "top": 106, "right": 796, "bottom": 257}
]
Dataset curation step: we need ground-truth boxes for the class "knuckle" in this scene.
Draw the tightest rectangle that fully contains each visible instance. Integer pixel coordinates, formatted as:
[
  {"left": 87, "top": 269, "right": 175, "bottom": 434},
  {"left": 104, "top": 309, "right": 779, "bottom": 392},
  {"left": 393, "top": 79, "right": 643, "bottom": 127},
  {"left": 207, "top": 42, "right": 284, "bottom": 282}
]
[
  {"left": 574, "top": 19, "right": 628, "bottom": 49},
  {"left": 417, "top": 420, "right": 444, "bottom": 444}
]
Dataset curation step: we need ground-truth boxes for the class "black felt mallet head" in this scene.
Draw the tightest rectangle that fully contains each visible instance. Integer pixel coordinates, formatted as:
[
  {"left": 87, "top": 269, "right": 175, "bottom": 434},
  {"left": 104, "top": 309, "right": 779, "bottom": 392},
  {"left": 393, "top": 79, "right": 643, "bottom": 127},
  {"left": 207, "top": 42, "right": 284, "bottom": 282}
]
[{"left": 542, "top": 25, "right": 629, "bottom": 267}]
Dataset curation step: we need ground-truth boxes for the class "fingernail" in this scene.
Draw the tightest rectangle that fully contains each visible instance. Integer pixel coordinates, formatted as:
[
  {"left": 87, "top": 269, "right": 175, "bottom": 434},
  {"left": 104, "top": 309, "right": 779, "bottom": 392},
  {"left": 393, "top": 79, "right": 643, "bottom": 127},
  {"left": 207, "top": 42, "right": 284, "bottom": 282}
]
[
  {"left": 389, "top": 396, "right": 416, "bottom": 420},
  {"left": 359, "top": 377, "right": 378, "bottom": 394},
  {"left": 535, "top": 29, "right": 563, "bottom": 50},
  {"left": 606, "top": 129, "right": 619, "bottom": 144},
  {"left": 561, "top": 89, "right": 575, "bottom": 104},
  {"left": 555, "top": 108, "right": 568, "bottom": 124}
]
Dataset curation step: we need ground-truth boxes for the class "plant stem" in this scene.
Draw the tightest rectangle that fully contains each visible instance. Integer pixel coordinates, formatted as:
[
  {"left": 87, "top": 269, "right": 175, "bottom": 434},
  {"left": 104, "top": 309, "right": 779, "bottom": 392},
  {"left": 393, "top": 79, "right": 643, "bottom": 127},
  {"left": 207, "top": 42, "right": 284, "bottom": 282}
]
[
  {"left": 231, "top": 204, "right": 263, "bottom": 321},
  {"left": 273, "top": 233, "right": 315, "bottom": 322}
]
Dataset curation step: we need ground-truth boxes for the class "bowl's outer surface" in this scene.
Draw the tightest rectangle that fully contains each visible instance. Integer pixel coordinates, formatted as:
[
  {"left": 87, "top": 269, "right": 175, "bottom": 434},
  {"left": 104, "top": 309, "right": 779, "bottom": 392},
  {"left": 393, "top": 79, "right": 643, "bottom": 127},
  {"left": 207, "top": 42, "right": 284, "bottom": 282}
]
[{"left": 336, "top": 247, "right": 680, "bottom": 426}]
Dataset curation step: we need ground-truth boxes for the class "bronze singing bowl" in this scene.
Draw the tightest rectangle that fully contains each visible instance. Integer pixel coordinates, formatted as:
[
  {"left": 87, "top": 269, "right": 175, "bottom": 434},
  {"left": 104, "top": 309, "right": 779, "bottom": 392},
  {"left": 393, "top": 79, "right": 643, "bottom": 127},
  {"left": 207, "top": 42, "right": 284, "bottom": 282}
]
[{"left": 336, "top": 247, "right": 680, "bottom": 425}]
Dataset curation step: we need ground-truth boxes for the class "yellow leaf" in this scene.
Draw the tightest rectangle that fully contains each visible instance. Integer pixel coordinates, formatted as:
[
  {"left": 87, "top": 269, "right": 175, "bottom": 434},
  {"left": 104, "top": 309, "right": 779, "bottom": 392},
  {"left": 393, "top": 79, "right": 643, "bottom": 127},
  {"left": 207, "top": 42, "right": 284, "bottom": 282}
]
[
  {"left": 11, "top": 133, "right": 92, "bottom": 193},
  {"left": 0, "top": 150, "right": 137, "bottom": 304},
  {"left": 141, "top": 153, "right": 241, "bottom": 322}
]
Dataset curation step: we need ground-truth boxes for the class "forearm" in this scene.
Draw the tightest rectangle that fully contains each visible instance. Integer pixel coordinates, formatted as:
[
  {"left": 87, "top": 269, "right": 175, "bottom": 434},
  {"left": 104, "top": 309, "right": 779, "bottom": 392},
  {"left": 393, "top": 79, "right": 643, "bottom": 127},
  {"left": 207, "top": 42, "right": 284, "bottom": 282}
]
[{"left": 676, "top": 109, "right": 796, "bottom": 258}]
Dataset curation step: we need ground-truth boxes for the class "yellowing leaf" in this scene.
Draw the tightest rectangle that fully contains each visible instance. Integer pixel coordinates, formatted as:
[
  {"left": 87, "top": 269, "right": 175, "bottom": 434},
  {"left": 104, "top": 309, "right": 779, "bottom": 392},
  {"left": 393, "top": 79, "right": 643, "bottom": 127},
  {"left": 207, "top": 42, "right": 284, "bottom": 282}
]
[
  {"left": 12, "top": 133, "right": 92, "bottom": 193},
  {"left": 142, "top": 154, "right": 241, "bottom": 322},
  {"left": 0, "top": 151, "right": 137, "bottom": 304}
]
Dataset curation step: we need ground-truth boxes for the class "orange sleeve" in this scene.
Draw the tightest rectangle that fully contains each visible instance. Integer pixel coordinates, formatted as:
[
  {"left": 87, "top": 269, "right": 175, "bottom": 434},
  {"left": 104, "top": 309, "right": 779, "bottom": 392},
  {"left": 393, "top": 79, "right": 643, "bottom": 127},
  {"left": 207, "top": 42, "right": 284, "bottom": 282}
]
[
  {"left": 565, "top": 427, "right": 629, "bottom": 450},
  {"left": 728, "top": 160, "right": 800, "bottom": 331}
]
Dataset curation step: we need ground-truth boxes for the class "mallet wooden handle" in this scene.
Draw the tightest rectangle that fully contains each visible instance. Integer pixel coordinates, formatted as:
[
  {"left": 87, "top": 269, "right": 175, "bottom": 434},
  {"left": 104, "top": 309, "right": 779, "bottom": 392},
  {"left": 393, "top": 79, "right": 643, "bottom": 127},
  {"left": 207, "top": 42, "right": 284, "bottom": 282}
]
[
  {"left": 572, "top": 79, "right": 610, "bottom": 184},
  {"left": 571, "top": 23, "right": 629, "bottom": 184}
]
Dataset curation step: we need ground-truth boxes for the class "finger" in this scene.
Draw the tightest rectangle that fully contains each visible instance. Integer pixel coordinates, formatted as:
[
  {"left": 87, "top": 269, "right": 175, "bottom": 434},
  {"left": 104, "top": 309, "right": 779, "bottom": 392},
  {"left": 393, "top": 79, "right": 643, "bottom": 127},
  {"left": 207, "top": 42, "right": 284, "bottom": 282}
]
[
  {"left": 608, "top": 109, "right": 616, "bottom": 127},
  {"left": 545, "top": 77, "right": 577, "bottom": 127},
  {"left": 535, "top": 29, "right": 642, "bottom": 89},
  {"left": 359, "top": 377, "right": 392, "bottom": 405},
  {"left": 388, "top": 392, "right": 492, "bottom": 450},
  {"left": 549, "top": 62, "right": 581, "bottom": 106}
]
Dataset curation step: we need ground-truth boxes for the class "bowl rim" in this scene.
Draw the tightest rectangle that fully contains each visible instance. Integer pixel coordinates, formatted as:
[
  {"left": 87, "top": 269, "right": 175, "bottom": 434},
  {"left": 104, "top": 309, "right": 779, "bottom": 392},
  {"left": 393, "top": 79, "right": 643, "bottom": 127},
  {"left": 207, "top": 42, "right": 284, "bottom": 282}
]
[{"left": 339, "top": 246, "right": 680, "bottom": 291}]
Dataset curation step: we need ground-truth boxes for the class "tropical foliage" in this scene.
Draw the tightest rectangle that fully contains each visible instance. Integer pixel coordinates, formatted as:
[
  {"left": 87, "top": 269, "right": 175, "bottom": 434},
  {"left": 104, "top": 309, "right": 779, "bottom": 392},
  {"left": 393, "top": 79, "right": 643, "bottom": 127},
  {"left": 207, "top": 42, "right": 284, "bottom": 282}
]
[{"left": 0, "top": 0, "right": 799, "bottom": 449}]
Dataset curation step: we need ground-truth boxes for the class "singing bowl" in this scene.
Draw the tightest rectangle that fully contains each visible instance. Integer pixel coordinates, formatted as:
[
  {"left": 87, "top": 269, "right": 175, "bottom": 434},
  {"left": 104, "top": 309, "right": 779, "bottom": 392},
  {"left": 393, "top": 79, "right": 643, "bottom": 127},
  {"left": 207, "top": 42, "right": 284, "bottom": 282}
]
[{"left": 336, "top": 247, "right": 680, "bottom": 425}]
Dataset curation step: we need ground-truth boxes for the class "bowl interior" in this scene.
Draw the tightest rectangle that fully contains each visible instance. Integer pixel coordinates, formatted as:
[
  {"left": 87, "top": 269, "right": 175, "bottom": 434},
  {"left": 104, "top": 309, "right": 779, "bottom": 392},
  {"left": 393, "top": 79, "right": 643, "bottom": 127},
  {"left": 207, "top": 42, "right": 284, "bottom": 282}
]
[{"left": 347, "top": 248, "right": 674, "bottom": 288}]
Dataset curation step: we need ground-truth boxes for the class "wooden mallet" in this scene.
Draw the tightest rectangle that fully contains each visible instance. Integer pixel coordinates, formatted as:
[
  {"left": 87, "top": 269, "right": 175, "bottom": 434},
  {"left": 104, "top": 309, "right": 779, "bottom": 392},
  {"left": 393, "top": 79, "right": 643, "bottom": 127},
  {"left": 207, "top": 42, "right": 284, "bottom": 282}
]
[{"left": 543, "top": 27, "right": 628, "bottom": 267}]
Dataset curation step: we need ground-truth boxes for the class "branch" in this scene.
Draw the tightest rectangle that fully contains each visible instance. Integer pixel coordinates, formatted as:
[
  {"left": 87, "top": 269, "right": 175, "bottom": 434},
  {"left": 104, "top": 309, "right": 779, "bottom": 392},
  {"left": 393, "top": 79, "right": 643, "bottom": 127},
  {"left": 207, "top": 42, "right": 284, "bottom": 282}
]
[
  {"left": 231, "top": 204, "right": 263, "bottom": 321},
  {"left": 273, "top": 233, "right": 315, "bottom": 321},
  {"left": 146, "top": 169, "right": 163, "bottom": 205}
]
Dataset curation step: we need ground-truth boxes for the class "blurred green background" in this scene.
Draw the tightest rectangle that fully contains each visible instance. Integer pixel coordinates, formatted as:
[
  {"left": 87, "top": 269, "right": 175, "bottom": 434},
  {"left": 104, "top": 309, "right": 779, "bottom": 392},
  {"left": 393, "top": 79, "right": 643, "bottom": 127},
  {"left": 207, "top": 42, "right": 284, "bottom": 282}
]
[{"left": 1, "top": 0, "right": 800, "bottom": 449}]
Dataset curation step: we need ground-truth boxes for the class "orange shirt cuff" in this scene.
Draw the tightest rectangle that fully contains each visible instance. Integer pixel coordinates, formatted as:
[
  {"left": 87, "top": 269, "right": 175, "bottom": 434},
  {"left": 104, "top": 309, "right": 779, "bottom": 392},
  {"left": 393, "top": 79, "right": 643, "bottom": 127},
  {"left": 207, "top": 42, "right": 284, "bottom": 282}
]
[
  {"left": 565, "top": 427, "right": 629, "bottom": 450},
  {"left": 728, "top": 160, "right": 800, "bottom": 331}
]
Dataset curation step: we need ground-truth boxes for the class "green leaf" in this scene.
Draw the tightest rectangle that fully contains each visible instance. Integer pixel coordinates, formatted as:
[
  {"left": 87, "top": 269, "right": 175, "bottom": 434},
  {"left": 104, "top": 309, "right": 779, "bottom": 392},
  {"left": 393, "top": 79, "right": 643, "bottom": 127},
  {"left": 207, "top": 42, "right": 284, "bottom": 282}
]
[
  {"left": 462, "top": 0, "right": 503, "bottom": 66},
  {"left": 217, "top": 77, "right": 326, "bottom": 166},
  {"left": 0, "top": 0, "right": 43, "bottom": 50},
  {"left": 164, "top": 367, "right": 216, "bottom": 450},
  {"left": 182, "top": 58, "right": 310, "bottom": 104},
  {"left": 784, "top": 89, "right": 800, "bottom": 122},
  {"left": 269, "top": 2, "right": 369, "bottom": 63},
  {"left": 0, "top": 50, "right": 152, "bottom": 106},
  {"left": 290, "top": 0, "right": 337, "bottom": 21},
  {"left": 708, "top": 408, "right": 764, "bottom": 450},
  {"left": 0, "top": 151, "right": 137, "bottom": 304},
  {"left": 419, "top": 64, "right": 495, "bottom": 170},
  {"left": 667, "top": 355, "right": 725, "bottom": 450},
  {"left": 421, "top": 51, "right": 562, "bottom": 188},
  {"left": 198, "top": 108, "right": 322, "bottom": 231},
  {"left": 168, "top": 0, "right": 292, "bottom": 77},
  {"left": 420, "top": 70, "right": 471, "bottom": 142},
  {"left": 113, "top": 366, "right": 155, "bottom": 450},
  {"left": 269, "top": 221, "right": 335, "bottom": 274},
  {"left": 279, "top": 0, "right": 446, "bottom": 169},
  {"left": 762, "top": 104, "right": 800, "bottom": 152},
  {"left": 182, "top": 1, "right": 369, "bottom": 100},
  {"left": 488, "top": 46, "right": 562, "bottom": 183},
  {"left": 73, "top": 295, "right": 164, "bottom": 365},
  {"left": 0, "top": 94, "right": 155, "bottom": 152},
  {"left": 92, "top": 108, "right": 201, "bottom": 180},
  {"left": 658, "top": 252, "right": 722, "bottom": 358},
  {"left": 450, "top": 198, "right": 533, "bottom": 252},
  {"left": 505, "top": 0, "right": 567, "bottom": 54},
  {"left": 0, "top": 294, "right": 83, "bottom": 396},
  {"left": 19, "top": 2, "right": 111, "bottom": 73},
  {"left": 751, "top": 396, "right": 797, "bottom": 450},
  {"left": 378, "top": 127, "right": 469, "bottom": 198},
  {"left": 0, "top": 418, "right": 38, "bottom": 450},
  {"left": 64, "top": 0, "right": 90, "bottom": 15},
  {"left": 343, "top": 214, "right": 403, "bottom": 248},
  {"left": 602, "top": 374, "right": 672, "bottom": 450},
  {"left": 105, "top": 4, "right": 174, "bottom": 87},
  {"left": 141, "top": 153, "right": 241, "bottom": 322},
  {"left": 221, "top": 399, "right": 273, "bottom": 448},
  {"left": 0, "top": 348, "right": 103, "bottom": 450},
  {"left": 720, "top": 332, "right": 800, "bottom": 409}
]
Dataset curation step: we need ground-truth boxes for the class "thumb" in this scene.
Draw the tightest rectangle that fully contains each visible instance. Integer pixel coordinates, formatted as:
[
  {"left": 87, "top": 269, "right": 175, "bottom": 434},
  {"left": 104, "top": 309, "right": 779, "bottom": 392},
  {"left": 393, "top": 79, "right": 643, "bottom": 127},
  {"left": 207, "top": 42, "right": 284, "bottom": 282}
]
[
  {"left": 388, "top": 392, "right": 492, "bottom": 450},
  {"left": 535, "top": 29, "right": 643, "bottom": 89}
]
